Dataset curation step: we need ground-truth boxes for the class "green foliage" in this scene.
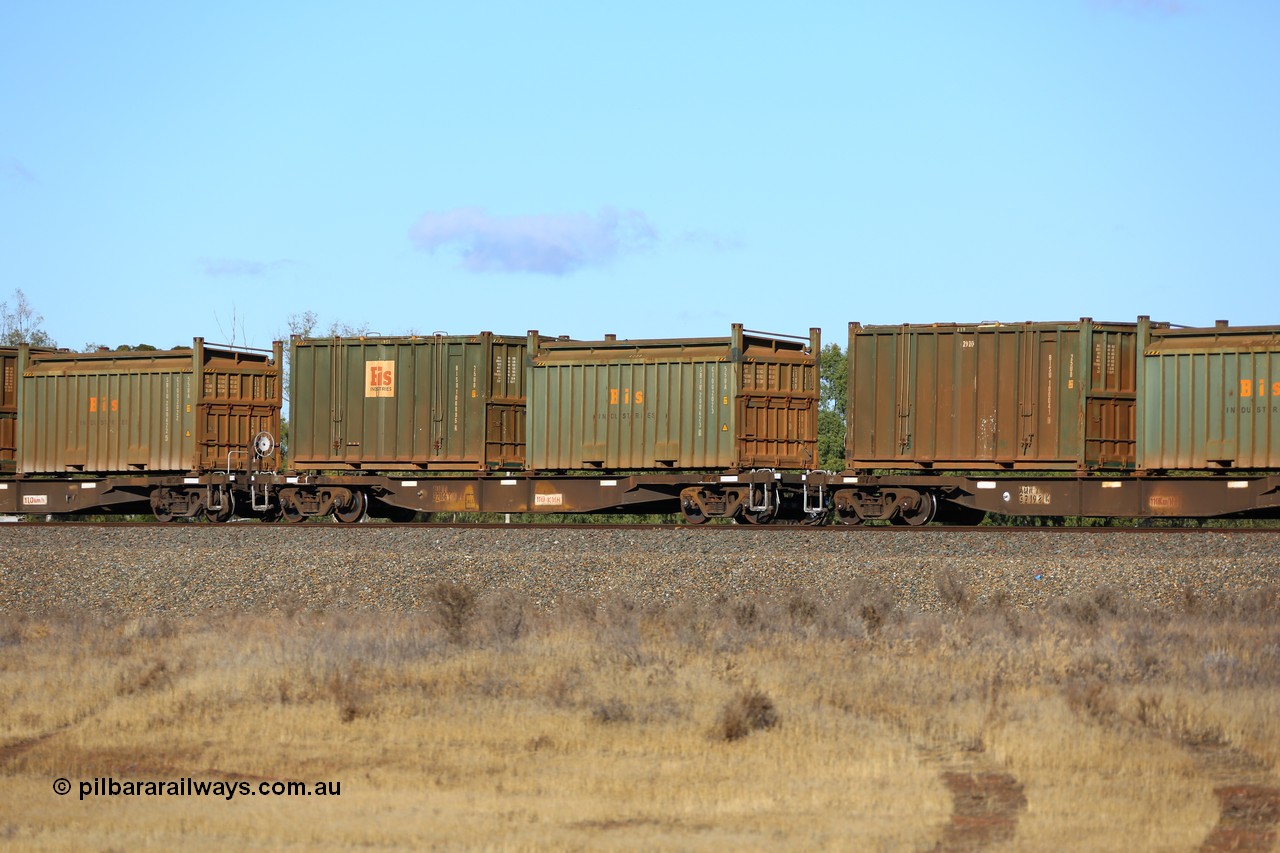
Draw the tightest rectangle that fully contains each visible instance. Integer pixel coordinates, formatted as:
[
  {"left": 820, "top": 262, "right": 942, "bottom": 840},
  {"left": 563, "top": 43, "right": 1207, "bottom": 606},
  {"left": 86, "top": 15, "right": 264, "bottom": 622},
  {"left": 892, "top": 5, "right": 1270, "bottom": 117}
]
[{"left": 817, "top": 342, "right": 846, "bottom": 470}]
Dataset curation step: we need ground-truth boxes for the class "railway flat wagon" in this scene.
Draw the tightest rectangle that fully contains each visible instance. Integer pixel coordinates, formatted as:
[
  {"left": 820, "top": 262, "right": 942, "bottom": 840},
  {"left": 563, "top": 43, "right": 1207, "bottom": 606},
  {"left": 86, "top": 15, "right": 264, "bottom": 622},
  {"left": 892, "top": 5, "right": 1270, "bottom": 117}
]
[
  {"left": 846, "top": 319, "right": 1148, "bottom": 471},
  {"left": 18, "top": 340, "right": 281, "bottom": 475},
  {"left": 526, "top": 325, "right": 820, "bottom": 471},
  {"left": 1139, "top": 320, "right": 1280, "bottom": 470},
  {"left": 289, "top": 333, "right": 529, "bottom": 471}
]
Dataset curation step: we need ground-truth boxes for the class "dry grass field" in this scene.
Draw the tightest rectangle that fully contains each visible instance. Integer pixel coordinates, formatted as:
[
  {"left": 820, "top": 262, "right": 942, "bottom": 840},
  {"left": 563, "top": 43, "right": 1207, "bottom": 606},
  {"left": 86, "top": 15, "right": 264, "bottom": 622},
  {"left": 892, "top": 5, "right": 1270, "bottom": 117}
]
[{"left": 2, "top": 578, "right": 1278, "bottom": 851}]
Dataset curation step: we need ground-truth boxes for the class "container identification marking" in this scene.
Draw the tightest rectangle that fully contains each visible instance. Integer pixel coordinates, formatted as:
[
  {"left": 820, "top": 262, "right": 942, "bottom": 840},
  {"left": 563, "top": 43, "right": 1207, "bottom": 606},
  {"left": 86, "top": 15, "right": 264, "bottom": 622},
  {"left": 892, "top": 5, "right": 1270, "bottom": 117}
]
[
  {"left": 1018, "top": 485, "right": 1052, "bottom": 506},
  {"left": 609, "top": 388, "right": 644, "bottom": 404},
  {"left": 1239, "top": 380, "right": 1279, "bottom": 398},
  {"left": 1227, "top": 379, "right": 1279, "bottom": 416},
  {"left": 366, "top": 361, "right": 395, "bottom": 397}
]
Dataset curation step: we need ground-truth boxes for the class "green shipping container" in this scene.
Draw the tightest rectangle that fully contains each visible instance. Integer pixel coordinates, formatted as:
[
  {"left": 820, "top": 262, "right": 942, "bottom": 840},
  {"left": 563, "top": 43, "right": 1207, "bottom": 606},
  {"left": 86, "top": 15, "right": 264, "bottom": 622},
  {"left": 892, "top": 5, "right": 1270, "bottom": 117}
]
[
  {"left": 19, "top": 340, "right": 281, "bottom": 474},
  {"left": 288, "top": 333, "right": 528, "bottom": 471},
  {"left": 1139, "top": 320, "right": 1280, "bottom": 470},
  {"left": 527, "top": 325, "right": 819, "bottom": 471}
]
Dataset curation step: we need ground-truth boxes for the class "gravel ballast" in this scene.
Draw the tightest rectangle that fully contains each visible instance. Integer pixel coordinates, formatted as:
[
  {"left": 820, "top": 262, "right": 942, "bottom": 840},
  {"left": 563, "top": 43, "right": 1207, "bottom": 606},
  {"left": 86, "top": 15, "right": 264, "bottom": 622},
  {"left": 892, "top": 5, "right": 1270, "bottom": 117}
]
[{"left": 2, "top": 525, "right": 1278, "bottom": 615}]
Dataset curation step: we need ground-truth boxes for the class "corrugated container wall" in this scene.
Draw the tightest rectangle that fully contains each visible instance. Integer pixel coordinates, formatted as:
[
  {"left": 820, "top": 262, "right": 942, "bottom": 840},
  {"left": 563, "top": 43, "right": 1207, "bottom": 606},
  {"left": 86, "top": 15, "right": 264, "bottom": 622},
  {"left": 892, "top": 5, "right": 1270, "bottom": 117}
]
[
  {"left": 288, "top": 333, "right": 528, "bottom": 471},
  {"left": 18, "top": 340, "right": 281, "bottom": 474},
  {"left": 1139, "top": 321, "right": 1280, "bottom": 470},
  {"left": 847, "top": 319, "right": 1146, "bottom": 470},
  {"left": 527, "top": 325, "right": 819, "bottom": 471}
]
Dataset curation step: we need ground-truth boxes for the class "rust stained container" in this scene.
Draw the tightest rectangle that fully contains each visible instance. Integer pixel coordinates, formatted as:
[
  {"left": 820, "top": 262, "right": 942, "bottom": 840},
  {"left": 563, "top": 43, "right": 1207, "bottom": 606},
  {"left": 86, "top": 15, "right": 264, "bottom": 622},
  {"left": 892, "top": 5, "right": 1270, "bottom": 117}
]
[
  {"left": 18, "top": 339, "right": 281, "bottom": 474},
  {"left": 1139, "top": 320, "right": 1280, "bottom": 470},
  {"left": 288, "top": 333, "right": 528, "bottom": 471},
  {"left": 527, "top": 325, "right": 819, "bottom": 471},
  {"left": 847, "top": 319, "right": 1146, "bottom": 471}
]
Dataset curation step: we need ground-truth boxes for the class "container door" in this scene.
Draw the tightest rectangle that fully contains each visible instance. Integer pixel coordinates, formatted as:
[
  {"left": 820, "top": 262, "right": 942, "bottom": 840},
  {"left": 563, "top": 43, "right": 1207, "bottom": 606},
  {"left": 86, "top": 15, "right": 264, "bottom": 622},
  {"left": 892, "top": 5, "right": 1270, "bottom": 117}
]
[
  {"left": 1083, "top": 327, "right": 1137, "bottom": 468},
  {"left": 735, "top": 357, "right": 818, "bottom": 468},
  {"left": 0, "top": 352, "right": 16, "bottom": 469},
  {"left": 485, "top": 339, "right": 526, "bottom": 467}
]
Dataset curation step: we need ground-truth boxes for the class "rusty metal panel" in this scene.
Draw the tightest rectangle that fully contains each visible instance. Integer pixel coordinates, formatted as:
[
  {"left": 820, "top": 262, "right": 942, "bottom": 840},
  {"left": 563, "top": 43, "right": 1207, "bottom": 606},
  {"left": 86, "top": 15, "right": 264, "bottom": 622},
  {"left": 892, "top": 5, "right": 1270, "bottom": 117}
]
[
  {"left": 18, "top": 340, "right": 281, "bottom": 475},
  {"left": 288, "top": 333, "right": 528, "bottom": 471},
  {"left": 847, "top": 319, "right": 1144, "bottom": 470},
  {"left": 527, "top": 325, "right": 818, "bottom": 470},
  {"left": 0, "top": 348, "right": 19, "bottom": 471},
  {"left": 1139, "top": 321, "right": 1280, "bottom": 470}
]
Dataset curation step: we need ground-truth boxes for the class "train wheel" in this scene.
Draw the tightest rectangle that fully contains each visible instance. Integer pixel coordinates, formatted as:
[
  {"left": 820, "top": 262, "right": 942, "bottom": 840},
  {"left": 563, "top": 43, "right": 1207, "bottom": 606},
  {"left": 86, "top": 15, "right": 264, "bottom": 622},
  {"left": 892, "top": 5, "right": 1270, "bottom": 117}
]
[
  {"left": 333, "top": 491, "right": 367, "bottom": 524},
  {"left": 739, "top": 505, "right": 777, "bottom": 525},
  {"left": 894, "top": 492, "right": 936, "bottom": 527},
  {"left": 150, "top": 489, "right": 177, "bottom": 523},
  {"left": 280, "top": 499, "right": 306, "bottom": 523},
  {"left": 204, "top": 491, "right": 235, "bottom": 523},
  {"left": 834, "top": 504, "right": 864, "bottom": 525},
  {"left": 680, "top": 495, "right": 709, "bottom": 525}
]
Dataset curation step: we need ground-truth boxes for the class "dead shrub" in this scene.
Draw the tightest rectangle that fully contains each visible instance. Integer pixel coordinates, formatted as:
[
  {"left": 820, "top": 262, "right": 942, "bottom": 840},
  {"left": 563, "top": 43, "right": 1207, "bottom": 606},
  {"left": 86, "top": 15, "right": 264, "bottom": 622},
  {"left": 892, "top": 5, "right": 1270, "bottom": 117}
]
[
  {"left": 1231, "top": 584, "right": 1280, "bottom": 623},
  {"left": 935, "top": 568, "right": 969, "bottom": 610},
  {"left": 786, "top": 594, "right": 819, "bottom": 629},
  {"left": 1133, "top": 692, "right": 1164, "bottom": 729},
  {"left": 732, "top": 599, "right": 761, "bottom": 630},
  {"left": 478, "top": 591, "right": 531, "bottom": 645},
  {"left": 430, "top": 581, "right": 477, "bottom": 644},
  {"left": 717, "top": 688, "right": 780, "bottom": 742},
  {"left": 327, "top": 664, "right": 371, "bottom": 724},
  {"left": 525, "top": 734, "right": 555, "bottom": 752},
  {"left": 1065, "top": 677, "right": 1119, "bottom": 724},
  {"left": 544, "top": 665, "right": 585, "bottom": 708},
  {"left": 591, "top": 698, "right": 634, "bottom": 725},
  {"left": 860, "top": 604, "right": 883, "bottom": 638},
  {"left": 1058, "top": 583, "right": 1129, "bottom": 628},
  {"left": 0, "top": 615, "right": 27, "bottom": 648},
  {"left": 116, "top": 658, "right": 173, "bottom": 696}
]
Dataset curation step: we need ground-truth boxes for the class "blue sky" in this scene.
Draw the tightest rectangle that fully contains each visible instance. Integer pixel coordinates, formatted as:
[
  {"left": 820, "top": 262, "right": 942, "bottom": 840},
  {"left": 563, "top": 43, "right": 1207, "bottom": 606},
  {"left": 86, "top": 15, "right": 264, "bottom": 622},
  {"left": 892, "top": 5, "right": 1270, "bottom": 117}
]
[{"left": 2, "top": 1, "right": 1276, "bottom": 352}]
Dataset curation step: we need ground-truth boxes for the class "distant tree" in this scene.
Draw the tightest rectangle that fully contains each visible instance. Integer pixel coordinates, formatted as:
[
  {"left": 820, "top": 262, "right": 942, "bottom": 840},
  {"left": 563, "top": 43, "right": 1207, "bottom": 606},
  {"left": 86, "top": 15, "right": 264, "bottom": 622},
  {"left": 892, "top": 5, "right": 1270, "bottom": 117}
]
[
  {"left": 287, "top": 310, "right": 320, "bottom": 339},
  {"left": 817, "top": 342, "right": 846, "bottom": 470},
  {"left": 1, "top": 289, "right": 56, "bottom": 346},
  {"left": 286, "top": 310, "right": 372, "bottom": 339},
  {"left": 82, "top": 343, "right": 160, "bottom": 352},
  {"left": 279, "top": 311, "right": 374, "bottom": 406}
]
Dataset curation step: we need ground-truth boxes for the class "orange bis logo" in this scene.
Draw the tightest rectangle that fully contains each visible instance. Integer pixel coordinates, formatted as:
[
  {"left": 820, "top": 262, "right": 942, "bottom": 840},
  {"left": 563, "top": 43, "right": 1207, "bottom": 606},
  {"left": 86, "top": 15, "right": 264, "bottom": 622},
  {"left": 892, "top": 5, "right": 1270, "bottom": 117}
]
[
  {"left": 1239, "top": 380, "right": 1280, "bottom": 398},
  {"left": 609, "top": 387, "right": 644, "bottom": 405}
]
